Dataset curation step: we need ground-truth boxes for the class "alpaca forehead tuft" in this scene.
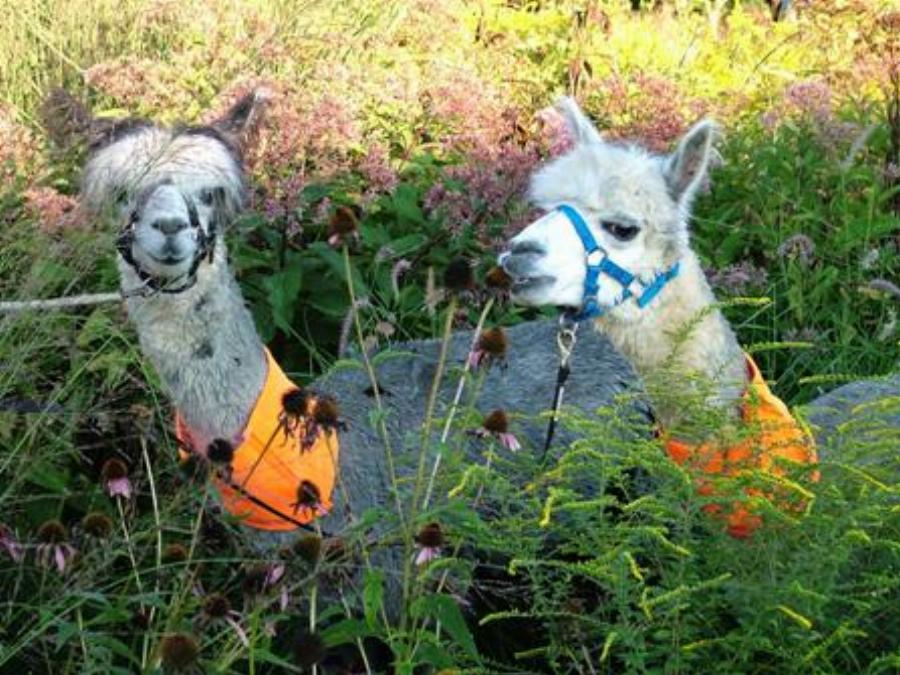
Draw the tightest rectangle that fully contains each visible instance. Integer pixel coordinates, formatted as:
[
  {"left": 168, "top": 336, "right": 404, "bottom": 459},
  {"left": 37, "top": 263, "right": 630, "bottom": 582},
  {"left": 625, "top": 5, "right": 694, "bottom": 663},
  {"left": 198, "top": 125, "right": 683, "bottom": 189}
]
[
  {"left": 530, "top": 141, "right": 678, "bottom": 227},
  {"left": 82, "top": 125, "right": 246, "bottom": 210}
]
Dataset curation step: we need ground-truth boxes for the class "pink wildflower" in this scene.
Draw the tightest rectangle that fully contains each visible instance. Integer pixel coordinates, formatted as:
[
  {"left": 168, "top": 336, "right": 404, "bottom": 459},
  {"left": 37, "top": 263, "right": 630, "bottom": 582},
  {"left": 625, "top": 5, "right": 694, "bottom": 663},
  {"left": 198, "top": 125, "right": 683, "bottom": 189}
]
[
  {"left": 0, "top": 523, "right": 23, "bottom": 564},
  {"left": 414, "top": 522, "right": 444, "bottom": 567},
  {"left": 35, "top": 520, "right": 76, "bottom": 574},
  {"left": 101, "top": 458, "right": 133, "bottom": 500}
]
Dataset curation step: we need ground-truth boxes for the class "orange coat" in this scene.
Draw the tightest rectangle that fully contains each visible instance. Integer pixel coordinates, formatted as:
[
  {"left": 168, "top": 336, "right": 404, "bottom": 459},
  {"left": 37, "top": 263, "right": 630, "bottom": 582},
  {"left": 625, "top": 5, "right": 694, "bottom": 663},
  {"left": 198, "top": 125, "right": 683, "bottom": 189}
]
[
  {"left": 664, "top": 354, "right": 818, "bottom": 538},
  {"left": 176, "top": 349, "right": 339, "bottom": 531}
]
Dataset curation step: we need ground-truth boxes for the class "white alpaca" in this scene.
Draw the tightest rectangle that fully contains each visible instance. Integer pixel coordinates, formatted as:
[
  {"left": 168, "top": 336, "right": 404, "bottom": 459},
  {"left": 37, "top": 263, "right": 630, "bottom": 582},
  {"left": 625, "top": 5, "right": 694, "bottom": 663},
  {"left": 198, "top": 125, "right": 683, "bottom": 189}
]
[
  {"left": 501, "top": 99, "right": 747, "bottom": 426},
  {"left": 499, "top": 99, "right": 819, "bottom": 536}
]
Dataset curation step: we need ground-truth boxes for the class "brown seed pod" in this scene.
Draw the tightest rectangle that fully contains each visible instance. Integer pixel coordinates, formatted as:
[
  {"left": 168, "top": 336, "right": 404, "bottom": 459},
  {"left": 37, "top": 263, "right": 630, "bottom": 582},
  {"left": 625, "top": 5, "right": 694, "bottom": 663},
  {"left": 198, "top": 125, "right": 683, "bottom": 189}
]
[
  {"left": 160, "top": 633, "right": 200, "bottom": 671},
  {"left": 298, "top": 536, "right": 325, "bottom": 565},
  {"left": 202, "top": 593, "right": 231, "bottom": 619},
  {"left": 37, "top": 519, "right": 67, "bottom": 544},
  {"left": 482, "top": 409, "right": 509, "bottom": 434},
  {"left": 313, "top": 396, "right": 340, "bottom": 427},
  {"left": 82, "top": 512, "right": 114, "bottom": 538},
  {"left": 100, "top": 457, "right": 128, "bottom": 481},
  {"left": 416, "top": 522, "right": 444, "bottom": 548},
  {"left": 478, "top": 327, "right": 508, "bottom": 357},
  {"left": 295, "top": 480, "right": 321, "bottom": 507},
  {"left": 485, "top": 265, "right": 512, "bottom": 291},
  {"left": 282, "top": 387, "right": 311, "bottom": 417},
  {"left": 206, "top": 439, "right": 234, "bottom": 464},
  {"left": 162, "top": 543, "right": 189, "bottom": 564},
  {"left": 443, "top": 257, "right": 476, "bottom": 293}
]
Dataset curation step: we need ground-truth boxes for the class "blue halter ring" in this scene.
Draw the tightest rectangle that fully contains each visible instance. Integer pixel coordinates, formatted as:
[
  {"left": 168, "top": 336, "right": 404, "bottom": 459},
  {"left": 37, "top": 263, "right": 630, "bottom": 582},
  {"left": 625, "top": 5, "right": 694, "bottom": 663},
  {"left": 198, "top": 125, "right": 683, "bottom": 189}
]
[{"left": 557, "top": 204, "right": 680, "bottom": 323}]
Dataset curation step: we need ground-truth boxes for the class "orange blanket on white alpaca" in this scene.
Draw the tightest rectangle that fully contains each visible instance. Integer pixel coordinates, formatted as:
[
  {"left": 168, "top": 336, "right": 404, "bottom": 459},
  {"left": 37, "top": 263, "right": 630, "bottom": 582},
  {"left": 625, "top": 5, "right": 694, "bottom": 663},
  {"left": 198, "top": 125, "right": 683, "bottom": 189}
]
[
  {"left": 176, "top": 349, "right": 339, "bottom": 531},
  {"left": 663, "top": 354, "right": 819, "bottom": 538}
]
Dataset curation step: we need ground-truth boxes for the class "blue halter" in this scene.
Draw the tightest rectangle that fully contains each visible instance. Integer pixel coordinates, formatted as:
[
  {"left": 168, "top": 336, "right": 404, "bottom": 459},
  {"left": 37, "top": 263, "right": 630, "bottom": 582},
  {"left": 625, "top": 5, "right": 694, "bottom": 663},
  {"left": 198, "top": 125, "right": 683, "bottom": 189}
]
[{"left": 557, "top": 204, "right": 681, "bottom": 323}]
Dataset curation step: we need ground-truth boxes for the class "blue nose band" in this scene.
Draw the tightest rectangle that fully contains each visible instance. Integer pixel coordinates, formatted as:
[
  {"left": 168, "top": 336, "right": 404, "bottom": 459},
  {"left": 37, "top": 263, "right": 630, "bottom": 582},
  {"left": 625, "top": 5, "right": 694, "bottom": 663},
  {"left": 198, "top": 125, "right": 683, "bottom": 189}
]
[{"left": 557, "top": 204, "right": 680, "bottom": 322}]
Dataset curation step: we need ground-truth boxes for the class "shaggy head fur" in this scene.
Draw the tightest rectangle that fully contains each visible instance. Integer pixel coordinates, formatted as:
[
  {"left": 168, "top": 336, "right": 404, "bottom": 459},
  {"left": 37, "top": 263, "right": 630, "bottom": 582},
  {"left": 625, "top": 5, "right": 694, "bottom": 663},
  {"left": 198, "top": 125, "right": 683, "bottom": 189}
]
[
  {"left": 56, "top": 90, "right": 265, "bottom": 290},
  {"left": 500, "top": 97, "right": 715, "bottom": 315}
]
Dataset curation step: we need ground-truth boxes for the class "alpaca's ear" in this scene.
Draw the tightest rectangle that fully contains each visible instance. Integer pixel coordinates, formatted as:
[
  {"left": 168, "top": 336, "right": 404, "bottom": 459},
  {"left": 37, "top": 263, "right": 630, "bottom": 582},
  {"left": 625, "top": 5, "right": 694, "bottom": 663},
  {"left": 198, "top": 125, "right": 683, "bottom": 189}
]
[
  {"left": 557, "top": 96, "right": 603, "bottom": 146},
  {"left": 40, "top": 88, "right": 94, "bottom": 149},
  {"left": 212, "top": 89, "right": 270, "bottom": 149},
  {"left": 665, "top": 119, "right": 717, "bottom": 207}
]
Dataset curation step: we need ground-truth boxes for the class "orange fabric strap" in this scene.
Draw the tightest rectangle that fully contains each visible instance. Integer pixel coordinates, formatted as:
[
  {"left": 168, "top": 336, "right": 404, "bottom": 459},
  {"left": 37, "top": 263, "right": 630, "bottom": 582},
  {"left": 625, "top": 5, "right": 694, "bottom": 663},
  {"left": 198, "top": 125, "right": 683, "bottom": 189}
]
[
  {"left": 176, "top": 349, "right": 339, "bottom": 531},
  {"left": 664, "top": 354, "right": 818, "bottom": 538}
]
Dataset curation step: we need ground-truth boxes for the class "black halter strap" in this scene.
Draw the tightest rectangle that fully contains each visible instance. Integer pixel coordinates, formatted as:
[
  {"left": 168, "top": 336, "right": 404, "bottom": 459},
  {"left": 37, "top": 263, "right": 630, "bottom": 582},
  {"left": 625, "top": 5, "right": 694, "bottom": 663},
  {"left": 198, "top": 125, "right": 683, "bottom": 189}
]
[
  {"left": 541, "top": 315, "right": 579, "bottom": 461},
  {"left": 117, "top": 196, "right": 216, "bottom": 296}
]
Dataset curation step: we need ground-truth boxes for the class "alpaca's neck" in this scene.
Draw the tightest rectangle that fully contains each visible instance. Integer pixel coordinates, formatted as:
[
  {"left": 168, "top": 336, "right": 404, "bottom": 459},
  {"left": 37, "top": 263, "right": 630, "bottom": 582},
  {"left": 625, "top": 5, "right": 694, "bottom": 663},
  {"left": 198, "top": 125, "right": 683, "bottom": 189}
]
[
  {"left": 121, "top": 243, "right": 267, "bottom": 451},
  {"left": 595, "top": 251, "right": 747, "bottom": 428}
]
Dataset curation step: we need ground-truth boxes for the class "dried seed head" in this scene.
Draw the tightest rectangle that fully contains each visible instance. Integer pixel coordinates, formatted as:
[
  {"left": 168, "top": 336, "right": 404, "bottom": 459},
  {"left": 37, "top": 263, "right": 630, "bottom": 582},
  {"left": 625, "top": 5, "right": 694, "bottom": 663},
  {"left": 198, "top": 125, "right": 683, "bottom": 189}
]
[
  {"left": 82, "top": 512, "right": 113, "bottom": 538},
  {"left": 322, "top": 537, "right": 348, "bottom": 564},
  {"left": 483, "top": 409, "right": 509, "bottom": 434},
  {"left": 203, "top": 593, "right": 231, "bottom": 619},
  {"left": 416, "top": 522, "right": 444, "bottom": 548},
  {"left": 206, "top": 439, "right": 234, "bottom": 464},
  {"left": 160, "top": 633, "right": 200, "bottom": 671},
  {"left": 289, "top": 535, "right": 322, "bottom": 565},
  {"left": 131, "top": 608, "right": 151, "bottom": 630},
  {"left": 293, "top": 629, "right": 326, "bottom": 668},
  {"left": 313, "top": 396, "right": 340, "bottom": 427},
  {"left": 282, "top": 387, "right": 310, "bottom": 417},
  {"left": 478, "top": 327, "right": 507, "bottom": 357},
  {"left": 296, "top": 481, "right": 321, "bottom": 507},
  {"left": 162, "top": 543, "right": 189, "bottom": 564},
  {"left": 444, "top": 257, "right": 475, "bottom": 293},
  {"left": 329, "top": 205, "right": 359, "bottom": 235},
  {"left": 37, "top": 519, "right": 67, "bottom": 544},
  {"left": 485, "top": 265, "right": 513, "bottom": 291},
  {"left": 241, "top": 564, "right": 270, "bottom": 596},
  {"left": 100, "top": 458, "right": 128, "bottom": 482}
]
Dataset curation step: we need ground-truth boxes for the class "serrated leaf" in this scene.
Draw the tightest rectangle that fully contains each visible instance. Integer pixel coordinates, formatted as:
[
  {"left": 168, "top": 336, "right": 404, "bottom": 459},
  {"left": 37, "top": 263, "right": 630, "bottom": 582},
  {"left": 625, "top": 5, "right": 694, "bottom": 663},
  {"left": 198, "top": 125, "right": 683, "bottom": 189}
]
[
  {"left": 411, "top": 594, "right": 477, "bottom": 658},
  {"left": 363, "top": 569, "right": 385, "bottom": 628}
]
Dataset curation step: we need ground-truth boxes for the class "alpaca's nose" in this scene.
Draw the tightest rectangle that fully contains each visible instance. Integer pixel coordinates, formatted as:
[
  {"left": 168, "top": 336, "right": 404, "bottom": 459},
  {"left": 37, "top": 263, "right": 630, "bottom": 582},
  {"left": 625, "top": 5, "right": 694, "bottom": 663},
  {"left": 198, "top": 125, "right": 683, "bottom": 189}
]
[
  {"left": 499, "top": 241, "right": 546, "bottom": 277},
  {"left": 151, "top": 217, "right": 189, "bottom": 235}
]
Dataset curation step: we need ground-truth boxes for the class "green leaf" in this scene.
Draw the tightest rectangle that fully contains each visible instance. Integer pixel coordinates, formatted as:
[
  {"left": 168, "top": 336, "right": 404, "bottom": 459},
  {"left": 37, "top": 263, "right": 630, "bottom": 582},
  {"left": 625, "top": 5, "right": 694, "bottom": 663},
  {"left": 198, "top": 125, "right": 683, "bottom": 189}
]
[
  {"left": 411, "top": 594, "right": 478, "bottom": 658},
  {"left": 363, "top": 569, "right": 384, "bottom": 628},
  {"left": 321, "top": 618, "right": 371, "bottom": 647}
]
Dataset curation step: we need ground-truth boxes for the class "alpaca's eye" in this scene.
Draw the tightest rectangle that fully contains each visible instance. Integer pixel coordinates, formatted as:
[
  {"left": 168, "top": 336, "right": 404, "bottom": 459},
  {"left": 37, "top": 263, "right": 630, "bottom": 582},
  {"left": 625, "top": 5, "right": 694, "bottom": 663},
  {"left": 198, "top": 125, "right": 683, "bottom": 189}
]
[
  {"left": 114, "top": 187, "right": 129, "bottom": 206},
  {"left": 199, "top": 188, "right": 216, "bottom": 206},
  {"left": 601, "top": 221, "right": 640, "bottom": 242}
]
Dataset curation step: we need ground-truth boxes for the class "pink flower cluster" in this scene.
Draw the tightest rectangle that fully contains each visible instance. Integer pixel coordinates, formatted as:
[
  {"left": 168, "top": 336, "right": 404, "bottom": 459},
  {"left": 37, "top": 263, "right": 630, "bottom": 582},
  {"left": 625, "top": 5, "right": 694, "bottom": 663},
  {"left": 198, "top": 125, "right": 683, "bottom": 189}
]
[
  {"left": 23, "top": 187, "right": 84, "bottom": 233},
  {"left": 760, "top": 78, "right": 859, "bottom": 147},
  {"left": 598, "top": 73, "right": 696, "bottom": 153},
  {"left": 0, "top": 106, "right": 42, "bottom": 184},
  {"left": 420, "top": 72, "right": 546, "bottom": 239}
]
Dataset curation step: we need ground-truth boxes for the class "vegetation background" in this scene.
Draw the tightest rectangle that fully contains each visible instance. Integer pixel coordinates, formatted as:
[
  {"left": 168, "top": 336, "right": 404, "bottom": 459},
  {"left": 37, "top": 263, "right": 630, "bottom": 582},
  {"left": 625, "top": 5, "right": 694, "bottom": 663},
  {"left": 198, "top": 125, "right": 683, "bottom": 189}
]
[{"left": 0, "top": 0, "right": 897, "bottom": 673}]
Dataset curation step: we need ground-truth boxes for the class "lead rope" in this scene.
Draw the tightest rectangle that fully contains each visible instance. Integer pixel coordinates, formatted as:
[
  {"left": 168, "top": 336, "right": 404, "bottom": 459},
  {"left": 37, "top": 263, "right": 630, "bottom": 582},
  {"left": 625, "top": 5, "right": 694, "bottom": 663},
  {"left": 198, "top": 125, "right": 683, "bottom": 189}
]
[{"left": 541, "top": 315, "right": 579, "bottom": 462}]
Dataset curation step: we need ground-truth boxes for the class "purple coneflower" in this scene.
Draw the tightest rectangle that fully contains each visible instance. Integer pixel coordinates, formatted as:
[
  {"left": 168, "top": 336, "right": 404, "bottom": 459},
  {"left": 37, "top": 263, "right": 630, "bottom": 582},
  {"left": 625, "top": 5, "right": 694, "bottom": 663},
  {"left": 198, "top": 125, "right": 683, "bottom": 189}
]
[
  {"left": 36, "top": 520, "right": 76, "bottom": 574},
  {"left": 468, "top": 327, "right": 508, "bottom": 371},
  {"left": 242, "top": 562, "right": 289, "bottom": 612},
  {"left": 326, "top": 205, "right": 360, "bottom": 248},
  {"left": 471, "top": 409, "right": 521, "bottom": 451},
  {"left": 291, "top": 480, "right": 329, "bottom": 520},
  {"left": 414, "top": 522, "right": 444, "bottom": 567},
  {"left": 100, "top": 458, "right": 132, "bottom": 500},
  {"left": 201, "top": 593, "right": 248, "bottom": 647}
]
